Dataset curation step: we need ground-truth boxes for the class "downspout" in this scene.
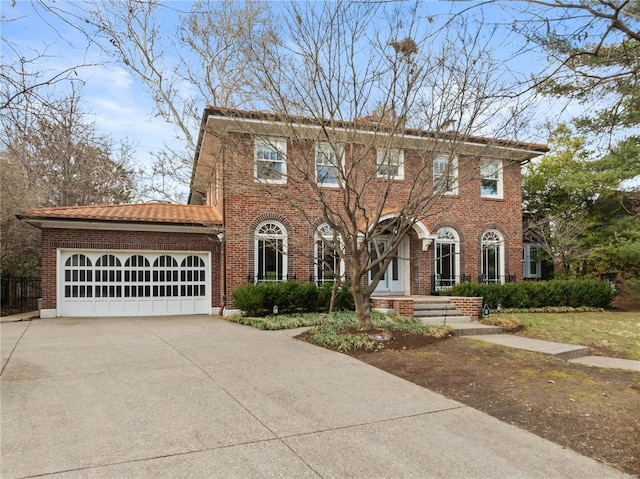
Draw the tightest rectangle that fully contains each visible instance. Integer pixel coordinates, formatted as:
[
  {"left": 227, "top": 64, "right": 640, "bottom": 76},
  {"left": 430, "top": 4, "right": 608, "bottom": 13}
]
[{"left": 221, "top": 139, "right": 227, "bottom": 315}]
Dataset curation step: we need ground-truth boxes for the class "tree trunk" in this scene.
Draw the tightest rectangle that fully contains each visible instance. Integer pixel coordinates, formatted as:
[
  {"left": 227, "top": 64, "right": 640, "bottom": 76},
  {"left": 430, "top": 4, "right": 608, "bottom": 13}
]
[
  {"left": 352, "top": 285, "right": 373, "bottom": 330},
  {"left": 329, "top": 279, "right": 338, "bottom": 313}
]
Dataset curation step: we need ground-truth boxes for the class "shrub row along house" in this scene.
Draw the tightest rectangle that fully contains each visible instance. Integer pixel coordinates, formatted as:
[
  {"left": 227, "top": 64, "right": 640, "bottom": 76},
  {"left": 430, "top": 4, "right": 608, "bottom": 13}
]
[{"left": 19, "top": 107, "right": 547, "bottom": 318}]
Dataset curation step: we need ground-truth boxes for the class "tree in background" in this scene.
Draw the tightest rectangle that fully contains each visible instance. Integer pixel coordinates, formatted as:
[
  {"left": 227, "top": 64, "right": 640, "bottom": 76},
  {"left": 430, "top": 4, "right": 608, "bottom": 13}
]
[
  {"left": 1, "top": 6, "right": 97, "bottom": 111},
  {"left": 0, "top": 86, "right": 137, "bottom": 276},
  {"left": 510, "top": 0, "right": 640, "bottom": 136},
  {"left": 523, "top": 125, "right": 640, "bottom": 278},
  {"left": 581, "top": 139, "right": 640, "bottom": 277},
  {"left": 32, "top": 0, "right": 279, "bottom": 202},
  {"left": 513, "top": 1, "right": 640, "bottom": 301}
]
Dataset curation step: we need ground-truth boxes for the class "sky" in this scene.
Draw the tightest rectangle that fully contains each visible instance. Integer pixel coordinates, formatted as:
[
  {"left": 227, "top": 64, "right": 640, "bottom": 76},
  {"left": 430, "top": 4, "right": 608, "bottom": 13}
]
[
  {"left": 1, "top": 0, "right": 622, "bottom": 199},
  {"left": 3, "top": 0, "right": 179, "bottom": 173}
]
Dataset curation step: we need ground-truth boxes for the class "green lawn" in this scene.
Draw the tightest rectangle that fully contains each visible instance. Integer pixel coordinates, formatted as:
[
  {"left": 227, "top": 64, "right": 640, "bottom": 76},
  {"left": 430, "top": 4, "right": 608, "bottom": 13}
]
[{"left": 511, "top": 311, "right": 640, "bottom": 360}]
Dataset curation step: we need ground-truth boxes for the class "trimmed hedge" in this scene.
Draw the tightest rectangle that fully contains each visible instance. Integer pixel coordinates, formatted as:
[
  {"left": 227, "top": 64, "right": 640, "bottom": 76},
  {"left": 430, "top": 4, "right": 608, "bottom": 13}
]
[
  {"left": 449, "top": 279, "right": 613, "bottom": 309},
  {"left": 232, "top": 281, "right": 354, "bottom": 317}
]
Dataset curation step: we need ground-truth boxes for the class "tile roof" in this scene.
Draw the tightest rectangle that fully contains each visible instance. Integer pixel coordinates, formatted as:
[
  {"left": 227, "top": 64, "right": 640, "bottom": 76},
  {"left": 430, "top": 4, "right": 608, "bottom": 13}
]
[
  {"left": 202, "top": 106, "right": 549, "bottom": 153},
  {"left": 18, "top": 203, "right": 222, "bottom": 225}
]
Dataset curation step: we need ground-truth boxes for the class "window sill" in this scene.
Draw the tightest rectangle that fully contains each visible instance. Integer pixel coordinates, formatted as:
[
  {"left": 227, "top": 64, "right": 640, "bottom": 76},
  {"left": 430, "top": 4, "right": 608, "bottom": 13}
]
[
  {"left": 255, "top": 178, "right": 287, "bottom": 185},
  {"left": 376, "top": 176, "right": 405, "bottom": 181}
]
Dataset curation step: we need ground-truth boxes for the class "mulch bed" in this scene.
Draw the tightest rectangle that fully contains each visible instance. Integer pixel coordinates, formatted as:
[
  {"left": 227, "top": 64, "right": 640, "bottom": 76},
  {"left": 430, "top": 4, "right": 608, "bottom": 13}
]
[{"left": 347, "top": 334, "right": 640, "bottom": 476}]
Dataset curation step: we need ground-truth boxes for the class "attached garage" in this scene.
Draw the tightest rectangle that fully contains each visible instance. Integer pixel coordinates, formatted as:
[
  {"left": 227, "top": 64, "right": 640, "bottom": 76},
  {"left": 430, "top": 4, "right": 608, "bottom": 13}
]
[
  {"left": 18, "top": 203, "right": 222, "bottom": 318},
  {"left": 59, "top": 250, "right": 211, "bottom": 317}
]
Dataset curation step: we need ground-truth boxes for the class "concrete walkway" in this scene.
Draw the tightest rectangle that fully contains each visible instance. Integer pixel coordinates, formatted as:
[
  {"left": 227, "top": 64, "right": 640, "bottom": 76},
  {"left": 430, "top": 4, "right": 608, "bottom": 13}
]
[
  {"left": 1, "top": 316, "right": 633, "bottom": 478},
  {"left": 0, "top": 310, "right": 39, "bottom": 323},
  {"left": 447, "top": 322, "right": 639, "bottom": 372}
]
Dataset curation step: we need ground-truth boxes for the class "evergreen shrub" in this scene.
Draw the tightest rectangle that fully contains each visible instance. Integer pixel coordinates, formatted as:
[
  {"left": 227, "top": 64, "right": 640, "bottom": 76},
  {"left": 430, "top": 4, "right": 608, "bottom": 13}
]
[
  {"left": 232, "top": 281, "right": 354, "bottom": 317},
  {"left": 449, "top": 279, "right": 613, "bottom": 309}
]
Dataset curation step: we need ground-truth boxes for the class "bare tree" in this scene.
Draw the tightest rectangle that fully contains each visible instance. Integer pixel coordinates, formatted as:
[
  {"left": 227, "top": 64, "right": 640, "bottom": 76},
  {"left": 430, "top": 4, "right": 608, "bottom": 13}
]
[
  {"left": 525, "top": 213, "right": 596, "bottom": 274},
  {"left": 1, "top": 148, "right": 42, "bottom": 276},
  {"left": 34, "top": 0, "right": 278, "bottom": 202},
  {"left": 2, "top": 85, "right": 137, "bottom": 207},
  {"left": 207, "top": 2, "right": 536, "bottom": 329},
  {"left": 1, "top": 2, "right": 103, "bottom": 112},
  {"left": 1, "top": 86, "right": 137, "bottom": 275}
]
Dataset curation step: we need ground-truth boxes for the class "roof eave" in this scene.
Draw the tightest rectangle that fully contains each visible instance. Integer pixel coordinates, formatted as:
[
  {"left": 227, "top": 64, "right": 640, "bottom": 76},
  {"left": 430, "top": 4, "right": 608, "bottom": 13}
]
[{"left": 17, "top": 216, "right": 223, "bottom": 234}]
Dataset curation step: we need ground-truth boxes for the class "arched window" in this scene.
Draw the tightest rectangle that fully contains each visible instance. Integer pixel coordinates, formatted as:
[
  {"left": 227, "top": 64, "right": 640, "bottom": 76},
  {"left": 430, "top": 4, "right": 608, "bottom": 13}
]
[
  {"left": 435, "top": 228, "right": 460, "bottom": 289},
  {"left": 481, "top": 230, "right": 504, "bottom": 284},
  {"left": 314, "top": 224, "right": 341, "bottom": 285},
  {"left": 255, "top": 221, "right": 287, "bottom": 282},
  {"left": 64, "top": 254, "right": 93, "bottom": 298}
]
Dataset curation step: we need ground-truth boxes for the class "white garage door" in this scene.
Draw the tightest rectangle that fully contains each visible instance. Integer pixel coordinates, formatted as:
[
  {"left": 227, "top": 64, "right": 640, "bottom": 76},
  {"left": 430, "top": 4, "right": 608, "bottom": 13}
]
[{"left": 58, "top": 250, "right": 211, "bottom": 317}]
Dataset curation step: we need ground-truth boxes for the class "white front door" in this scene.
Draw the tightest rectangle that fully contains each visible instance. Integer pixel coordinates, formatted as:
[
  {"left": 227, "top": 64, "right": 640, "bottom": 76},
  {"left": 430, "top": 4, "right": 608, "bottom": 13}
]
[{"left": 370, "top": 236, "right": 409, "bottom": 294}]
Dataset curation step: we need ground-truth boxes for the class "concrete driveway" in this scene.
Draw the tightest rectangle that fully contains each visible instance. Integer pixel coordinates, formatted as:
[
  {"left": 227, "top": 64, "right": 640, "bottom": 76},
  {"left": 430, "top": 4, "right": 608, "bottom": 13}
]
[{"left": 1, "top": 316, "right": 630, "bottom": 478}]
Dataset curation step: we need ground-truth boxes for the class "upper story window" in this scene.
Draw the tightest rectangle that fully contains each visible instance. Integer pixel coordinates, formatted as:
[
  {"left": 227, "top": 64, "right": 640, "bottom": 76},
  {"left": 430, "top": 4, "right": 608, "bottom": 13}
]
[
  {"left": 433, "top": 155, "right": 458, "bottom": 194},
  {"left": 480, "top": 160, "right": 503, "bottom": 198},
  {"left": 316, "top": 142, "right": 343, "bottom": 187},
  {"left": 376, "top": 148, "right": 404, "bottom": 180},
  {"left": 255, "top": 138, "right": 287, "bottom": 184}
]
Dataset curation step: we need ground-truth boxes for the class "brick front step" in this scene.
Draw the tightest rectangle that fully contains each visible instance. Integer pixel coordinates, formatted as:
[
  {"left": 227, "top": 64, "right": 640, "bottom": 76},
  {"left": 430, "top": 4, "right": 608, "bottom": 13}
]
[
  {"left": 413, "top": 302, "right": 464, "bottom": 318},
  {"left": 371, "top": 295, "right": 483, "bottom": 321}
]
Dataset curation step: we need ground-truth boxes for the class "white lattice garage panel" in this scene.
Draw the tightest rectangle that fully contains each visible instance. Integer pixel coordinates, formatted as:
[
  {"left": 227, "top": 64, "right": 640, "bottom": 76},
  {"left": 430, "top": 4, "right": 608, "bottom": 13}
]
[{"left": 58, "top": 250, "right": 211, "bottom": 316}]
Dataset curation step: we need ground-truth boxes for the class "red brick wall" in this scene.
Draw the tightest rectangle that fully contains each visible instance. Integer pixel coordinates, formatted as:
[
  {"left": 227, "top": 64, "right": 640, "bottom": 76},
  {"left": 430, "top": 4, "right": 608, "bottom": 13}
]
[
  {"left": 448, "top": 297, "right": 484, "bottom": 320},
  {"left": 215, "top": 133, "right": 525, "bottom": 308},
  {"left": 40, "top": 228, "right": 221, "bottom": 311},
  {"left": 371, "top": 296, "right": 482, "bottom": 320}
]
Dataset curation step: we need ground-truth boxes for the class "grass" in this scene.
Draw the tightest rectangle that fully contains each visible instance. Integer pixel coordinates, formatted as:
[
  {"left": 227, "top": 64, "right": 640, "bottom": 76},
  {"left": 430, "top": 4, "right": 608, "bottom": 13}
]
[
  {"left": 511, "top": 311, "right": 640, "bottom": 360},
  {"left": 227, "top": 311, "right": 454, "bottom": 352},
  {"left": 228, "top": 309, "right": 640, "bottom": 358}
]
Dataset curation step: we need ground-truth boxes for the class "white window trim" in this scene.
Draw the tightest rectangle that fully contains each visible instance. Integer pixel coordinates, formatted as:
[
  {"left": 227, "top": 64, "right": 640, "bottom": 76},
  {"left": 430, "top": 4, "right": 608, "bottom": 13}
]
[
  {"left": 480, "top": 159, "right": 503, "bottom": 199},
  {"left": 254, "top": 221, "right": 288, "bottom": 282},
  {"left": 376, "top": 148, "right": 404, "bottom": 180},
  {"left": 434, "top": 155, "right": 458, "bottom": 195},
  {"left": 481, "top": 229, "right": 505, "bottom": 284},
  {"left": 434, "top": 227, "right": 460, "bottom": 288},
  {"left": 523, "top": 243, "right": 542, "bottom": 279},
  {"left": 314, "top": 224, "right": 344, "bottom": 283},
  {"left": 254, "top": 138, "right": 287, "bottom": 184},
  {"left": 315, "top": 142, "right": 343, "bottom": 187}
]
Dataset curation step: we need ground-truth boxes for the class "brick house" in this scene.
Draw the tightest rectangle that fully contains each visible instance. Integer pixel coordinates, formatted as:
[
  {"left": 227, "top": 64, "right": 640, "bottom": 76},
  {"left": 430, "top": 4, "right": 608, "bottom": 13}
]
[{"left": 19, "top": 107, "right": 546, "bottom": 318}]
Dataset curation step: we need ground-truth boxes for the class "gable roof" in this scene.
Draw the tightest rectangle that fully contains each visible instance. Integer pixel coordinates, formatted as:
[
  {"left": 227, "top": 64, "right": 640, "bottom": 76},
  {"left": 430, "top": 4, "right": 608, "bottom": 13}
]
[{"left": 18, "top": 203, "right": 222, "bottom": 232}]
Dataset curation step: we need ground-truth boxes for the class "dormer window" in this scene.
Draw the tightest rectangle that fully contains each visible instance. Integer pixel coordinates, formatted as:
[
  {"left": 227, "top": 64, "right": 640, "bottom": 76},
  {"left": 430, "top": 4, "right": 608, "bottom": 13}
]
[{"left": 255, "top": 138, "right": 287, "bottom": 183}]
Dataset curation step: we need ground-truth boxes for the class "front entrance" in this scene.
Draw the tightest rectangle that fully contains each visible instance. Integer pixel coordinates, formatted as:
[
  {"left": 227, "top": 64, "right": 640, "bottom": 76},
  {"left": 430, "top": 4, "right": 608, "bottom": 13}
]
[{"left": 370, "top": 235, "right": 409, "bottom": 295}]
